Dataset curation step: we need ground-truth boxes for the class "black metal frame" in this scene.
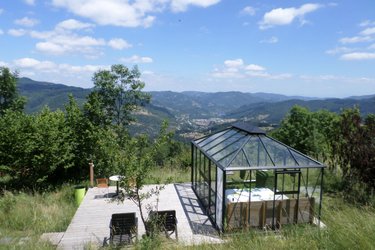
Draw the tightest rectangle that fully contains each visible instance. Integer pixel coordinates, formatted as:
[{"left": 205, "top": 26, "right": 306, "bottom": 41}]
[{"left": 191, "top": 124, "right": 325, "bottom": 233}]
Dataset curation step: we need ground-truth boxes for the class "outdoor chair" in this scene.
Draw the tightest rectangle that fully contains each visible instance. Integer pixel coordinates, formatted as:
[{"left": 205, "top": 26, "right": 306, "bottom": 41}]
[
  {"left": 109, "top": 212, "right": 138, "bottom": 245},
  {"left": 96, "top": 178, "right": 109, "bottom": 197},
  {"left": 148, "top": 210, "right": 178, "bottom": 240},
  {"left": 96, "top": 178, "right": 109, "bottom": 188}
]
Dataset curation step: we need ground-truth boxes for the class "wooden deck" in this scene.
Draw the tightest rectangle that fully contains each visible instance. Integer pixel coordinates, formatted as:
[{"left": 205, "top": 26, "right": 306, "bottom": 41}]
[{"left": 57, "top": 183, "right": 222, "bottom": 249}]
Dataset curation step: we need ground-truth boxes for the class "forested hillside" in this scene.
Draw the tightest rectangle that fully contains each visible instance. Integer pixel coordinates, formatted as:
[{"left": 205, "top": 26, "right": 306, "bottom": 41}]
[{"left": 16, "top": 77, "right": 375, "bottom": 138}]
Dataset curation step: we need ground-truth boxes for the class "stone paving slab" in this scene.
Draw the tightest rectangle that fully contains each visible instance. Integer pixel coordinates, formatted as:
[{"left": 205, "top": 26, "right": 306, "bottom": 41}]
[{"left": 57, "top": 183, "right": 223, "bottom": 249}]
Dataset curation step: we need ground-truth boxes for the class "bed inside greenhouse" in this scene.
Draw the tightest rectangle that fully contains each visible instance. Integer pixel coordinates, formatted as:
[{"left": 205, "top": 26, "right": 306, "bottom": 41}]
[{"left": 191, "top": 122, "right": 325, "bottom": 232}]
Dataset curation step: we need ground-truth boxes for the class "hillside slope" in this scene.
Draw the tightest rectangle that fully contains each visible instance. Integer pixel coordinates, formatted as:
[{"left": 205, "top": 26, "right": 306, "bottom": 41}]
[{"left": 16, "top": 77, "right": 375, "bottom": 138}]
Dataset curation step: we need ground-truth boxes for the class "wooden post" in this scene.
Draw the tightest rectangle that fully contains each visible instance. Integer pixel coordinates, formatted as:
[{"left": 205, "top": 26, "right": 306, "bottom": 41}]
[{"left": 89, "top": 161, "right": 94, "bottom": 188}]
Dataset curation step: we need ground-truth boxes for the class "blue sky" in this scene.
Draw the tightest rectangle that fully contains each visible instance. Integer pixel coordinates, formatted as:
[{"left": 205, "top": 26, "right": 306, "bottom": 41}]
[{"left": 1, "top": 0, "right": 375, "bottom": 97}]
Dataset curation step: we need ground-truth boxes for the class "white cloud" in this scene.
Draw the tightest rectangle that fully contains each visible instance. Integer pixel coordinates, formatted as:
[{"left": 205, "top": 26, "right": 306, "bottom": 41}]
[
  {"left": 24, "top": 0, "right": 35, "bottom": 5},
  {"left": 35, "top": 34, "right": 106, "bottom": 55},
  {"left": 341, "top": 52, "right": 375, "bottom": 60},
  {"left": 108, "top": 38, "right": 132, "bottom": 50},
  {"left": 8, "top": 29, "right": 27, "bottom": 36},
  {"left": 25, "top": 19, "right": 130, "bottom": 56},
  {"left": 245, "top": 64, "right": 266, "bottom": 71},
  {"left": 14, "top": 58, "right": 56, "bottom": 71},
  {"left": 52, "top": 0, "right": 160, "bottom": 28},
  {"left": 369, "top": 43, "right": 375, "bottom": 50},
  {"left": 212, "top": 58, "right": 288, "bottom": 80},
  {"left": 260, "top": 36, "right": 278, "bottom": 44},
  {"left": 325, "top": 46, "right": 355, "bottom": 55},
  {"left": 360, "top": 27, "right": 375, "bottom": 36},
  {"left": 170, "top": 0, "right": 221, "bottom": 12},
  {"left": 0, "top": 29, "right": 4, "bottom": 35},
  {"left": 224, "top": 59, "right": 244, "bottom": 68},
  {"left": 339, "top": 36, "right": 373, "bottom": 44},
  {"left": 240, "top": 6, "right": 256, "bottom": 16},
  {"left": 15, "top": 17, "right": 39, "bottom": 27},
  {"left": 51, "top": 0, "right": 220, "bottom": 28},
  {"left": 120, "top": 55, "right": 153, "bottom": 63},
  {"left": 56, "top": 19, "right": 94, "bottom": 30},
  {"left": 359, "top": 20, "right": 375, "bottom": 27},
  {"left": 9, "top": 57, "right": 110, "bottom": 87},
  {"left": 259, "top": 3, "right": 322, "bottom": 29}
]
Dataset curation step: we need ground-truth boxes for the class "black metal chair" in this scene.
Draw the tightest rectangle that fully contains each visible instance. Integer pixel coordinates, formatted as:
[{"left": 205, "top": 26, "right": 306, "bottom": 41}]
[
  {"left": 109, "top": 212, "right": 138, "bottom": 245},
  {"left": 148, "top": 210, "right": 178, "bottom": 240}
]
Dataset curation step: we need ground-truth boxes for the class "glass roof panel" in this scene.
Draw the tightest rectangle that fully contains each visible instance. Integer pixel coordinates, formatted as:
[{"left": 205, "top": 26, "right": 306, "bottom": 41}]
[
  {"left": 242, "top": 136, "right": 274, "bottom": 166},
  {"left": 197, "top": 129, "right": 229, "bottom": 148},
  {"left": 260, "top": 136, "right": 298, "bottom": 166},
  {"left": 200, "top": 129, "right": 237, "bottom": 152},
  {"left": 227, "top": 149, "right": 249, "bottom": 168},
  {"left": 206, "top": 130, "right": 245, "bottom": 156},
  {"left": 194, "top": 123, "right": 324, "bottom": 170},
  {"left": 218, "top": 150, "right": 237, "bottom": 168},
  {"left": 290, "top": 149, "right": 322, "bottom": 166},
  {"left": 211, "top": 133, "right": 248, "bottom": 167},
  {"left": 195, "top": 137, "right": 205, "bottom": 144}
]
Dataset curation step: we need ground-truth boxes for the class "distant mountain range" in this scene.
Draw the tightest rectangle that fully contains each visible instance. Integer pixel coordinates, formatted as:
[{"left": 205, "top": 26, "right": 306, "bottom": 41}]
[
  {"left": 17, "top": 77, "right": 375, "bottom": 138},
  {"left": 18, "top": 77, "right": 90, "bottom": 113}
]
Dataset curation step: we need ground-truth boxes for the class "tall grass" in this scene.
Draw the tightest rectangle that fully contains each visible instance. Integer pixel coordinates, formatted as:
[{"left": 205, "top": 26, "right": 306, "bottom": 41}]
[
  {"left": 0, "top": 184, "right": 76, "bottom": 249},
  {"left": 1, "top": 175, "right": 374, "bottom": 249},
  {"left": 180, "top": 196, "right": 375, "bottom": 250},
  {"left": 147, "top": 166, "right": 191, "bottom": 184}
]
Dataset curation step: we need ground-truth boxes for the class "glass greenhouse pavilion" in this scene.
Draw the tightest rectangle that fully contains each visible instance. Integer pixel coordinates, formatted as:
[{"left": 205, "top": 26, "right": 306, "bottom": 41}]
[{"left": 191, "top": 122, "right": 325, "bottom": 232}]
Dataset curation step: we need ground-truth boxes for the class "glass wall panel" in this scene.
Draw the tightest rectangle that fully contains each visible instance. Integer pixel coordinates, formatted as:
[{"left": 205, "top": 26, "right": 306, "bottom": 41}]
[
  {"left": 275, "top": 171, "right": 299, "bottom": 199},
  {"left": 209, "top": 162, "right": 217, "bottom": 221},
  {"left": 201, "top": 156, "right": 210, "bottom": 208},
  {"left": 300, "top": 168, "right": 322, "bottom": 203},
  {"left": 216, "top": 168, "right": 223, "bottom": 230},
  {"left": 226, "top": 169, "right": 254, "bottom": 189},
  {"left": 193, "top": 146, "right": 197, "bottom": 189}
]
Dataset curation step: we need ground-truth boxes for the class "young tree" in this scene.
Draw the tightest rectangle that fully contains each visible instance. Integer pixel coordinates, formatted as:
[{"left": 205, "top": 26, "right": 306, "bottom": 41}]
[
  {"left": 66, "top": 94, "right": 123, "bottom": 179},
  {"left": 117, "top": 121, "right": 173, "bottom": 231},
  {"left": 0, "top": 67, "right": 25, "bottom": 115},
  {"left": 86, "top": 64, "right": 150, "bottom": 130}
]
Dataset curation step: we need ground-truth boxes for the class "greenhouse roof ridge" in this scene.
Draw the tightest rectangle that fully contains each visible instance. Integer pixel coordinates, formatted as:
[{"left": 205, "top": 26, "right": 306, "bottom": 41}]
[{"left": 231, "top": 122, "right": 266, "bottom": 135}]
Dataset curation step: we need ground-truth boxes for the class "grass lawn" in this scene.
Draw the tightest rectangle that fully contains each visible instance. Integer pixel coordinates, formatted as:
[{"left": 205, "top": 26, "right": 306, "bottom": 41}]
[
  {"left": 1, "top": 171, "right": 374, "bottom": 249},
  {"left": 0, "top": 184, "right": 76, "bottom": 250}
]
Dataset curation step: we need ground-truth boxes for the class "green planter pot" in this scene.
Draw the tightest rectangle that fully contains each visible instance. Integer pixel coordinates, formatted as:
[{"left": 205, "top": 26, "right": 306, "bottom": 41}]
[{"left": 74, "top": 185, "right": 86, "bottom": 206}]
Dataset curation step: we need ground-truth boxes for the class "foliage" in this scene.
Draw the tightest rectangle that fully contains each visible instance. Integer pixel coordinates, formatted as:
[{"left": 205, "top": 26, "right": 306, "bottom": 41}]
[
  {"left": 273, "top": 105, "right": 375, "bottom": 204},
  {"left": 64, "top": 95, "right": 121, "bottom": 179},
  {"left": 117, "top": 121, "right": 174, "bottom": 231},
  {"left": 0, "top": 67, "right": 26, "bottom": 115},
  {"left": 272, "top": 105, "right": 339, "bottom": 161},
  {"left": 0, "top": 108, "right": 74, "bottom": 188},
  {"left": 86, "top": 64, "right": 150, "bottom": 129},
  {"left": 333, "top": 107, "right": 375, "bottom": 202}
]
